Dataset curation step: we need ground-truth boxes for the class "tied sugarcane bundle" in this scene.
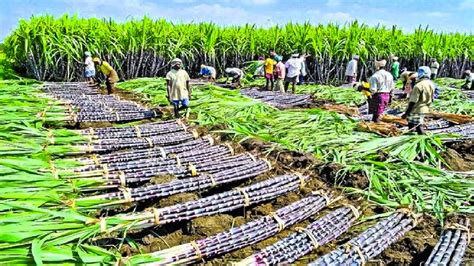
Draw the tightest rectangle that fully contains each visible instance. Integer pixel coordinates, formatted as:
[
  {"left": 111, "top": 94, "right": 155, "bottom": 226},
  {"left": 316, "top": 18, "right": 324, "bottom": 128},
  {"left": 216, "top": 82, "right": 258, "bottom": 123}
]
[
  {"left": 430, "top": 112, "right": 473, "bottom": 125},
  {"left": 425, "top": 119, "right": 450, "bottom": 130},
  {"left": 238, "top": 205, "right": 360, "bottom": 265},
  {"left": 75, "top": 159, "right": 271, "bottom": 209},
  {"left": 357, "top": 121, "right": 401, "bottom": 137},
  {"left": 125, "top": 190, "right": 335, "bottom": 265},
  {"left": 310, "top": 208, "right": 420, "bottom": 266},
  {"left": 240, "top": 88, "right": 313, "bottom": 109},
  {"left": 381, "top": 114, "right": 408, "bottom": 126},
  {"left": 425, "top": 217, "right": 471, "bottom": 266},
  {"left": 430, "top": 122, "right": 474, "bottom": 138},
  {"left": 80, "top": 120, "right": 186, "bottom": 139}
]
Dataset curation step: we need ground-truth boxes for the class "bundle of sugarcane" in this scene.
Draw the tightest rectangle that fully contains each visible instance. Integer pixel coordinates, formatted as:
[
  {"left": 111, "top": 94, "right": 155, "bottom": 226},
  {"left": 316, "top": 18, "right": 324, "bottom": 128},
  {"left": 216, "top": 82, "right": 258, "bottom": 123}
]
[
  {"left": 238, "top": 206, "right": 359, "bottom": 265},
  {"left": 357, "top": 121, "right": 401, "bottom": 136},
  {"left": 381, "top": 114, "right": 408, "bottom": 126},
  {"left": 240, "top": 88, "right": 313, "bottom": 109},
  {"left": 75, "top": 159, "right": 271, "bottom": 208},
  {"left": 125, "top": 190, "right": 333, "bottom": 265},
  {"left": 430, "top": 122, "right": 474, "bottom": 138},
  {"left": 425, "top": 217, "right": 471, "bottom": 266},
  {"left": 71, "top": 110, "right": 160, "bottom": 123},
  {"left": 430, "top": 112, "right": 473, "bottom": 124},
  {"left": 321, "top": 104, "right": 359, "bottom": 116},
  {"left": 425, "top": 119, "right": 450, "bottom": 130},
  {"left": 80, "top": 120, "right": 185, "bottom": 139},
  {"left": 74, "top": 137, "right": 215, "bottom": 166},
  {"left": 310, "top": 209, "right": 420, "bottom": 265}
]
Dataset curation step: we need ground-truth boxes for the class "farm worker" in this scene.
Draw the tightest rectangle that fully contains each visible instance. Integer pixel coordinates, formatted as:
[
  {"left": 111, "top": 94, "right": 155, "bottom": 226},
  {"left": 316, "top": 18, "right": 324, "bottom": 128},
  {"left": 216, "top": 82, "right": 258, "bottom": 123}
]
[
  {"left": 402, "top": 66, "right": 435, "bottom": 135},
  {"left": 430, "top": 58, "right": 440, "bottom": 80},
  {"left": 284, "top": 54, "right": 302, "bottom": 93},
  {"left": 274, "top": 55, "right": 286, "bottom": 92},
  {"left": 461, "top": 69, "right": 474, "bottom": 90},
  {"left": 224, "top": 67, "right": 244, "bottom": 87},
  {"left": 354, "top": 69, "right": 373, "bottom": 114},
  {"left": 368, "top": 59, "right": 395, "bottom": 123},
  {"left": 345, "top": 55, "right": 359, "bottom": 84},
  {"left": 253, "top": 56, "right": 265, "bottom": 78},
  {"left": 83, "top": 52, "right": 95, "bottom": 84},
  {"left": 92, "top": 57, "right": 119, "bottom": 95},
  {"left": 400, "top": 68, "right": 418, "bottom": 97},
  {"left": 166, "top": 58, "right": 191, "bottom": 119},
  {"left": 390, "top": 56, "right": 400, "bottom": 80},
  {"left": 298, "top": 54, "right": 309, "bottom": 85},
  {"left": 264, "top": 53, "right": 276, "bottom": 90},
  {"left": 199, "top": 65, "right": 217, "bottom": 82}
]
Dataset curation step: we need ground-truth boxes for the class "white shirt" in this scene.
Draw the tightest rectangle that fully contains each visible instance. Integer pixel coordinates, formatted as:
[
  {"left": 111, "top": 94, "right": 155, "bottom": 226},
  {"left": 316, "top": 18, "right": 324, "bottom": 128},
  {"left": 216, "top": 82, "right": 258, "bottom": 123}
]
[
  {"left": 85, "top": 56, "right": 94, "bottom": 72},
  {"left": 345, "top": 59, "right": 357, "bottom": 76},
  {"left": 226, "top": 68, "right": 244, "bottom": 76},
  {"left": 285, "top": 58, "right": 301, "bottom": 78},
  {"left": 369, "top": 69, "right": 395, "bottom": 93}
]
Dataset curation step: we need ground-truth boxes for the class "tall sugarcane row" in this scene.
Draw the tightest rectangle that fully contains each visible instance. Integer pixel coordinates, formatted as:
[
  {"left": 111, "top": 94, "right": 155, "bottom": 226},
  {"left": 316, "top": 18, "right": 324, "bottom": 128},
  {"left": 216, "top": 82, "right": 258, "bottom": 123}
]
[
  {"left": 41, "top": 82, "right": 160, "bottom": 122},
  {"left": 425, "top": 217, "right": 471, "bottom": 266},
  {"left": 309, "top": 209, "right": 420, "bottom": 265},
  {"left": 238, "top": 206, "right": 360, "bottom": 265},
  {"left": 240, "top": 88, "right": 313, "bottom": 109},
  {"left": 125, "top": 191, "right": 339, "bottom": 265}
]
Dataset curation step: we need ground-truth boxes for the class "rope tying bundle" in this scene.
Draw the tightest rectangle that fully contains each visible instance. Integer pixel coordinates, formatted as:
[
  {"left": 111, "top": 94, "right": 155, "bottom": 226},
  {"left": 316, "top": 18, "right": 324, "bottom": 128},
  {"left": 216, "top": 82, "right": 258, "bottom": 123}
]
[
  {"left": 119, "top": 187, "right": 132, "bottom": 203},
  {"left": 134, "top": 125, "right": 142, "bottom": 138},
  {"left": 152, "top": 208, "right": 161, "bottom": 225},
  {"left": 91, "top": 154, "right": 100, "bottom": 165},
  {"left": 190, "top": 241, "right": 203, "bottom": 260},
  {"left": 396, "top": 208, "right": 420, "bottom": 227},
  {"left": 235, "top": 188, "right": 251, "bottom": 207},
  {"left": 189, "top": 163, "right": 198, "bottom": 176},
  {"left": 343, "top": 204, "right": 360, "bottom": 220},
  {"left": 296, "top": 227, "right": 320, "bottom": 250},
  {"left": 208, "top": 174, "right": 217, "bottom": 187},
  {"left": 344, "top": 243, "right": 366, "bottom": 265},
  {"left": 118, "top": 171, "right": 126, "bottom": 186},
  {"left": 270, "top": 212, "right": 286, "bottom": 232},
  {"left": 444, "top": 222, "right": 472, "bottom": 244},
  {"left": 144, "top": 137, "right": 154, "bottom": 148}
]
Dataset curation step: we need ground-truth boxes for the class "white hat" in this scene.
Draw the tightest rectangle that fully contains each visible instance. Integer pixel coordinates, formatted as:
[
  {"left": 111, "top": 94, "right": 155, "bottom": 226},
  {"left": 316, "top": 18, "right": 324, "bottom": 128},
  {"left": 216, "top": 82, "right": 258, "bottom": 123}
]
[
  {"left": 392, "top": 56, "right": 399, "bottom": 61},
  {"left": 171, "top": 58, "right": 182, "bottom": 67},
  {"left": 375, "top": 59, "right": 387, "bottom": 68}
]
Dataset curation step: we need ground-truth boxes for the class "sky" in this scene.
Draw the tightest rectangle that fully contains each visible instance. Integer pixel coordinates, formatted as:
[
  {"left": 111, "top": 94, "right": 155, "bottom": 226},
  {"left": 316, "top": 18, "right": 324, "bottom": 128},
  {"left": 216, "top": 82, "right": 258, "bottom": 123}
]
[{"left": 0, "top": 0, "right": 473, "bottom": 40}]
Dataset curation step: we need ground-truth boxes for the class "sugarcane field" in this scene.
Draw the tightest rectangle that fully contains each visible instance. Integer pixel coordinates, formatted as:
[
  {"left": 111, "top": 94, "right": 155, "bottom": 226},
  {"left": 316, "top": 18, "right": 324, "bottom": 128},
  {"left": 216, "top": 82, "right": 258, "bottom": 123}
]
[{"left": 0, "top": 1, "right": 473, "bottom": 265}]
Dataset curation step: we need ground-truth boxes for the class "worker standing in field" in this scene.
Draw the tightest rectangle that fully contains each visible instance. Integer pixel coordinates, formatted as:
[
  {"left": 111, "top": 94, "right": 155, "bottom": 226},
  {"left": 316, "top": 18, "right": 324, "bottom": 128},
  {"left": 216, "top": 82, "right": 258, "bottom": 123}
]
[
  {"left": 284, "top": 54, "right": 302, "bottom": 93},
  {"left": 92, "top": 57, "right": 119, "bottom": 94},
  {"left": 298, "top": 54, "right": 308, "bottom": 85},
  {"left": 390, "top": 56, "right": 400, "bottom": 80},
  {"left": 199, "top": 64, "right": 217, "bottom": 82},
  {"left": 83, "top": 52, "right": 95, "bottom": 85},
  {"left": 224, "top": 67, "right": 244, "bottom": 87},
  {"left": 402, "top": 66, "right": 435, "bottom": 134},
  {"left": 345, "top": 55, "right": 359, "bottom": 84},
  {"left": 461, "top": 69, "right": 474, "bottom": 90},
  {"left": 264, "top": 53, "right": 276, "bottom": 90},
  {"left": 274, "top": 55, "right": 286, "bottom": 92},
  {"left": 400, "top": 68, "right": 418, "bottom": 97},
  {"left": 368, "top": 59, "right": 395, "bottom": 123},
  {"left": 430, "top": 58, "right": 440, "bottom": 80},
  {"left": 166, "top": 58, "right": 191, "bottom": 119}
]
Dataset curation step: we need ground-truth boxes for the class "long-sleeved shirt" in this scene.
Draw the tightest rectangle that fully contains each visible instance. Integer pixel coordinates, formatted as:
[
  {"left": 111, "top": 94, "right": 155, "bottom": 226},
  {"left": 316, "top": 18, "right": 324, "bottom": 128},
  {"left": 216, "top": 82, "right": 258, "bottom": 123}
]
[
  {"left": 275, "top": 62, "right": 286, "bottom": 79},
  {"left": 369, "top": 69, "right": 394, "bottom": 94},
  {"left": 345, "top": 59, "right": 357, "bottom": 76},
  {"left": 226, "top": 68, "right": 244, "bottom": 77},
  {"left": 285, "top": 58, "right": 301, "bottom": 78},
  {"left": 409, "top": 79, "right": 434, "bottom": 114},
  {"left": 430, "top": 61, "right": 440, "bottom": 75}
]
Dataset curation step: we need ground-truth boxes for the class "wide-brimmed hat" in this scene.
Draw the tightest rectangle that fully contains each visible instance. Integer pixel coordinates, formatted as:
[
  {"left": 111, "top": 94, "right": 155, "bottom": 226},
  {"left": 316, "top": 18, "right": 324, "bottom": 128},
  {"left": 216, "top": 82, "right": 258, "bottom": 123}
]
[
  {"left": 171, "top": 58, "right": 183, "bottom": 67},
  {"left": 375, "top": 59, "right": 387, "bottom": 68}
]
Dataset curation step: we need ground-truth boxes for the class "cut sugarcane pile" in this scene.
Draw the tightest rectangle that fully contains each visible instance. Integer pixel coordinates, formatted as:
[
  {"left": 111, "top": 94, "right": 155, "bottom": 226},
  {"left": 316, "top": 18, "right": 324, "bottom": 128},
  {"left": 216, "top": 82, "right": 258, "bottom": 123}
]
[
  {"left": 357, "top": 121, "right": 401, "bottom": 136},
  {"left": 425, "top": 217, "right": 471, "bottom": 266},
  {"left": 430, "top": 112, "right": 473, "bottom": 125},
  {"left": 310, "top": 209, "right": 420, "bottom": 265},
  {"left": 240, "top": 88, "right": 313, "bottom": 109},
  {"left": 42, "top": 82, "right": 160, "bottom": 122},
  {"left": 321, "top": 103, "right": 359, "bottom": 116},
  {"left": 462, "top": 90, "right": 474, "bottom": 100}
]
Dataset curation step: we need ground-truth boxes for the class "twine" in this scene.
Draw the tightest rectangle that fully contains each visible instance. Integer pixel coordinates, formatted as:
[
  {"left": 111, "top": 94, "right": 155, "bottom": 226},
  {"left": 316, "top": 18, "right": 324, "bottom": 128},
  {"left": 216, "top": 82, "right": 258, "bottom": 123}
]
[
  {"left": 344, "top": 243, "right": 366, "bottom": 265},
  {"left": 88, "top": 127, "right": 95, "bottom": 136},
  {"left": 191, "top": 129, "right": 199, "bottom": 139},
  {"left": 175, "top": 156, "right": 182, "bottom": 167},
  {"left": 134, "top": 125, "right": 142, "bottom": 138},
  {"left": 343, "top": 204, "right": 360, "bottom": 220},
  {"left": 118, "top": 171, "right": 126, "bottom": 186},
  {"left": 444, "top": 222, "right": 472, "bottom": 244},
  {"left": 47, "top": 130, "right": 55, "bottom": 145},
  {"left": 208, "top": 174, "right": 217, "bottom": 187},
  {"left": 144, "top": 137, "right": 154, "bottom": 148},
  {"left": 189, "top": 163, "right": 198, "bottom": 176},
  {"left": 235, "top": 188, "right": 251, "bottom": 207},
  {"left": 190, "top": 241, "right": 203, "bottom": 260},
  {"left": 246, "top": 152, "right": 257, "bottom": 162},
  {"left": 159, "top": 147, "right": 167, "bottom": 158},
  {"left": 102, "top": 164, "right": 109, "bottom": 179},
  {"left": 311, "top": 191, "right": 330, "bottom": 206},
  {"left": 152, "top": 208, "right": 161, "bottom": 225},
  {"left": 261, "top": 158, "right": 272, "bottom": 170},
  {"left": 205, "top": 136, "right": 215, "bottom": 145},
  {"left": 294, "top": 172, "right": 306, "bottom": 189},
  {"left": 270, "top": 212, "right": 286, "bottom": 232},
  {"left": 153, "top": 109, "right": 158, "bottom": 117},
  {"left": 71, "top": 113, "right": 78, "bottom": 123},
  {"left": 50, "top": 162, "right": 59, "bottom": 179},
  {"left": 224, "top": 143, "right": 235, "bottom": 155},
  {"left": 99, "top": 217, "right": 107, "bottom": 233},
  {"left": 396, "top": 208, "right": 419, "bottom": 227},
  {"left": 119, "top": 187, "right": 132, "bottom": 203},
  {"left": 87, "top": 143, "right": 94, "bottom": 153},
  {"left": 296, "top": 227, "right": 320, "bottom": 250},
  {"left": 91, "top": 154, "right": 100, "bottom": 166}
]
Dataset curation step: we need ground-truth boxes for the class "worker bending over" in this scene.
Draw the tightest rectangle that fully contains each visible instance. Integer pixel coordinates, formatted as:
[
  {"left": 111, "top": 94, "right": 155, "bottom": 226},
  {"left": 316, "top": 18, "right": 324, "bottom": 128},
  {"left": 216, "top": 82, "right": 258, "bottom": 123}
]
[
  {"left": 166, "top": 58, "right": 191, "bottom": 119},
  {"left": 92, "top": 57, "right": 119, "bottom": 94},
  {"left": 224, "top": 67, "right": 244, "bottom": 87},
  {"left": 200, "top": 64, "right": 217, "bottom": 82}
]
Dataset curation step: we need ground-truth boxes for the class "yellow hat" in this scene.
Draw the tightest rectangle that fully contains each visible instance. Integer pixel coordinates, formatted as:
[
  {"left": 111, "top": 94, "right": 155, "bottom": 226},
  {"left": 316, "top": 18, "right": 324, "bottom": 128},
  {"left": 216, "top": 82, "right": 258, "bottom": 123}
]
[{"left": 92, "top": 57, "right": 101, "bottom": 63}]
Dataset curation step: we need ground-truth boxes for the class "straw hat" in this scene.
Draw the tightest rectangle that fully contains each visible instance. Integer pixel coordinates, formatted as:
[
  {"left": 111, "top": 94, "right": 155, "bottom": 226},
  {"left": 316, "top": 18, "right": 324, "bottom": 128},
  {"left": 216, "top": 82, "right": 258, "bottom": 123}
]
[{"left": 375, "top": 59, "right": 387, "bottom": 68}]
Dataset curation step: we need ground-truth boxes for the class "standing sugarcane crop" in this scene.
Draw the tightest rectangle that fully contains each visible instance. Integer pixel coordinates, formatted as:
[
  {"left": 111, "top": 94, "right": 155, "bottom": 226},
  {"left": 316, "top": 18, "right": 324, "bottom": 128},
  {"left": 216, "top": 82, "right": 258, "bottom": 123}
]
[
  {"left": 310, "top": 209, "right": 420, "bottom": 265},
  {"left": 425, "top": 217, "right": 471, "bottom": 266},
  {"left": 124, "top": 191, "right": 336, "bottom": 265},
  {"left": 402, "top": 66, "right": 435, "bottom": 135},
  {"left": 368, "top": 59, "right": 395, "bottom": 123},
  {"left": 238, "top": 206, "right": 360, "bottom": 265},
  {"left": 166, "top": 58, "right": 191, "bottom": 118},
  {"left": 92, "top": 57, "right": 119, "bottom": 94}
]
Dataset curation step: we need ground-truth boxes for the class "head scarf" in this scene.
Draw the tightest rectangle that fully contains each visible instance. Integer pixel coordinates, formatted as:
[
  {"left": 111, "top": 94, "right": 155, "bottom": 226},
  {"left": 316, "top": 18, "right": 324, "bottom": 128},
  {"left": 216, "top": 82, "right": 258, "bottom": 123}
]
[
  {"left": 275, "top": 55, "right": 283, "bottom": 62},
  {"left": 375, "top": 59, "right": 387, "bottom": 69},
  {"left": 353, "top": 55, "right": 360, "bottom": 60},
  {"left": 392, "top": 56, "right": 399, "bottom": 61},
  {"left": 417, "top": 66, "right": 431, "bottom": 79},
  {"left": 92, "top": 57, "right": 101, "bottom": 63},
  {"left": 171, "top": 58, "right": 183, "bottom": 67},
  {"left": 291, "top": 53, "right": 299, "bottom": 58},
  {"left": 85, "top": 51, "right": 91, "bottom": 57}
]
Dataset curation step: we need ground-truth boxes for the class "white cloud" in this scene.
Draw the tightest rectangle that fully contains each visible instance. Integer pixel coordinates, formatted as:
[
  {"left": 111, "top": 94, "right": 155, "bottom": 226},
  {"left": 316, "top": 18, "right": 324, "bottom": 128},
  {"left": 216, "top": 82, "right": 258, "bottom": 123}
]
[
  {"left": 460, "top": 0, "right": 474, "bottom": 9},
  {"left": 323, "top": 12, "right": 352, "bottom": 23},
  {"left": 426, "top": 12, "right": 450, "bottom": 18},
  {"left": 326, "top": 0, "right": 340, "bottom": 7}
]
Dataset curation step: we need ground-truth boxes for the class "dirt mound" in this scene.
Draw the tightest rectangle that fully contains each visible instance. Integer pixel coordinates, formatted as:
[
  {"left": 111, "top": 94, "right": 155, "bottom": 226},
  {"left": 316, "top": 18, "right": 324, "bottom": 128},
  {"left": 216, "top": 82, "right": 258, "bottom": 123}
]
[{"left": 442, "top": 140, "right": 474, "bottom": 171}]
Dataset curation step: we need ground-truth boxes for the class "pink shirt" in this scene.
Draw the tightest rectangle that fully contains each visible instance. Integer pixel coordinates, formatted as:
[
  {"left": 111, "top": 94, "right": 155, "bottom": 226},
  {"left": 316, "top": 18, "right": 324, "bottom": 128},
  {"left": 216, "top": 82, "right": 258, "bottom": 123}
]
[{"left": 275, "top": 62, "right": 286, "bottom": 79}]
